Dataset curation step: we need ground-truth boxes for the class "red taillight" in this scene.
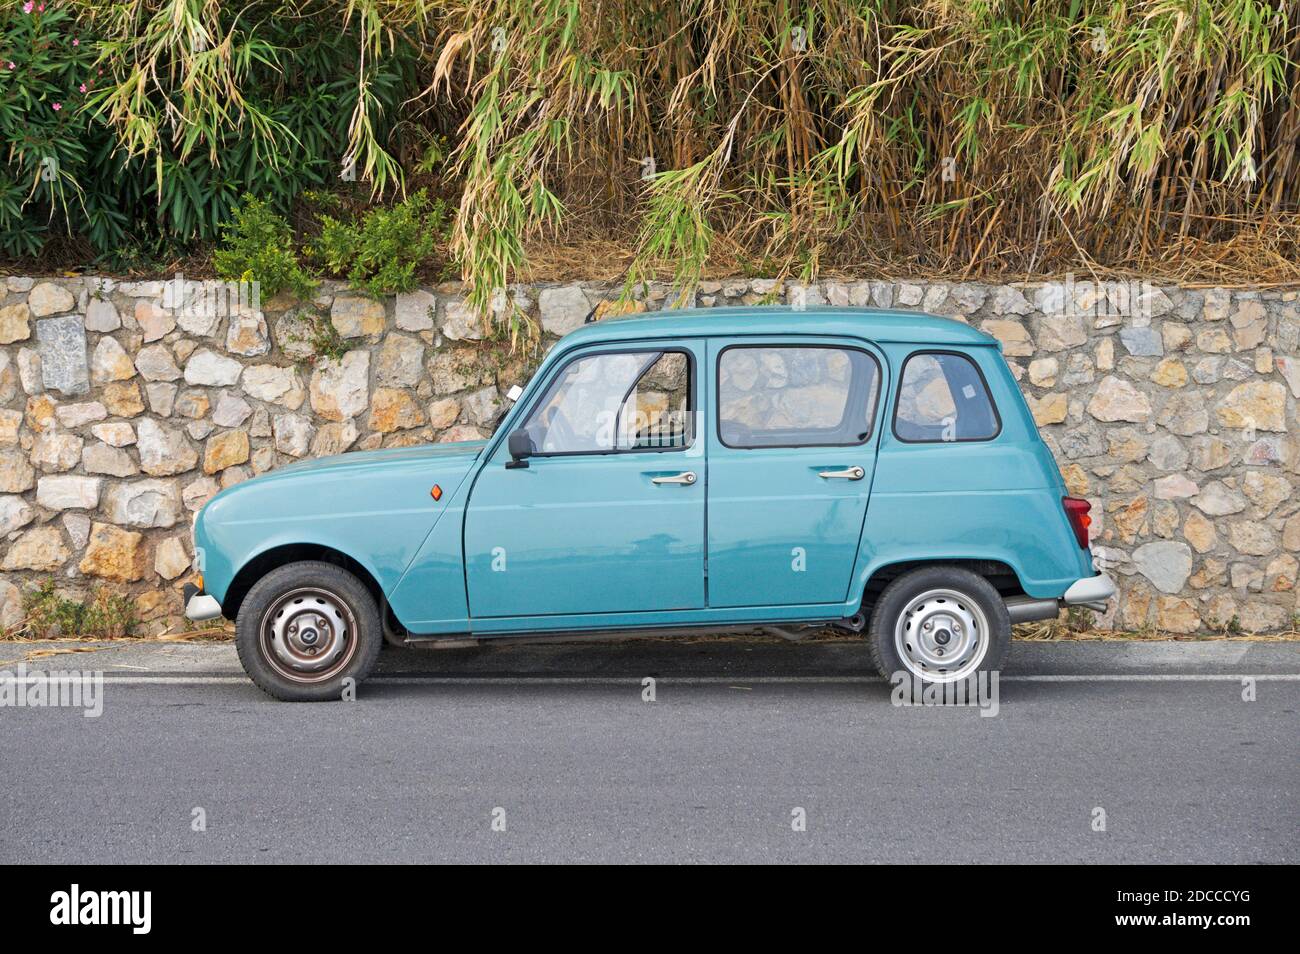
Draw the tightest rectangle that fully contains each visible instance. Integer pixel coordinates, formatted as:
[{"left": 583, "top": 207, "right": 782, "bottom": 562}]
[{"left": 1062, "top": 496, "right": 1091, "bottom": 549}]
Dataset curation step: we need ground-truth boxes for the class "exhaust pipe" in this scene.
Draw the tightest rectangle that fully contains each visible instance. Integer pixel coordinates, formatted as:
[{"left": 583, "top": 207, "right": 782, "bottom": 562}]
[{"left": 1005, "top": 597, "right": 1062, "bottom": 624}]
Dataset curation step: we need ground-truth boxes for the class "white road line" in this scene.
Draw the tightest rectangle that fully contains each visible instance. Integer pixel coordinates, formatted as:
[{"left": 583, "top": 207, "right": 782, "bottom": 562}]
[
  {"left": 1003, "top": 673, "right": 1300, "bottom": 682},
  {"left": 1, "top": 673, "right": 1298, "bottom": 687}
]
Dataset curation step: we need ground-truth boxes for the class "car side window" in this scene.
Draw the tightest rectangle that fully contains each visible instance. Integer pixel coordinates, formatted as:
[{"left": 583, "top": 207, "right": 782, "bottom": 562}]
[
  {"left": 522, "top": 350, "right": 692, "bottom": 454},
  {"left": 618, "top": 351, "right": 691, "bottom": 449},
  {"left": 893, "top": 351, "right": 1000, "bottom": 442},
  {"left": 717, "top": 345, "right": 879, "bottom": 448}
]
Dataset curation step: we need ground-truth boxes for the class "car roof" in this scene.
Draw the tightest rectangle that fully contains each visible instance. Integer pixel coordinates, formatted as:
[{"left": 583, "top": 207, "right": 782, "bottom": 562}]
[{"left": 560, "top": 305, "right": 998, "bottom": 348}]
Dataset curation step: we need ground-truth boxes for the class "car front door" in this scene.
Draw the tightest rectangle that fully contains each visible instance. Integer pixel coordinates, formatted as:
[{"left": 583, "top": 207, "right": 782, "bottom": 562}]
[
  {"left": 706, "top": 337, "right": 884, "bottom": 608},
  {"left": 464, "top": 341, "right": 705, "bottom": 620}
]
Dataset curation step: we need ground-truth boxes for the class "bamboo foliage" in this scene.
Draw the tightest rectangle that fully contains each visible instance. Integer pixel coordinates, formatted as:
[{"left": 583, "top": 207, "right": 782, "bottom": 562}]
[
  {"left": 47, "top": 2, "right": 1300, "bottom": 310},
  {"left": 422, "top": 0, "right": 1298, "bottom": 312}
]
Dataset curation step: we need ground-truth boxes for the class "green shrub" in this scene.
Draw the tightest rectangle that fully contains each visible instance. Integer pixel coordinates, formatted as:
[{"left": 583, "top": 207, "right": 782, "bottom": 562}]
[
  {"left": 19, "top": 581, "right": 139, "bottom": 639},
  {"left": 314, "top": 189, "right": 449, "bottom": 297},
  {"left": 213, "top": 196, "right": 316, "bottom": 300}
]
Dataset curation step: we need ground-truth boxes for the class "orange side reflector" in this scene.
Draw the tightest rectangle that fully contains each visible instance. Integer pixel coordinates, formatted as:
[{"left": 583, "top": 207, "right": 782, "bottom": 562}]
[{"left": 430, "top": 484, "right": 443, "bottom": 501}]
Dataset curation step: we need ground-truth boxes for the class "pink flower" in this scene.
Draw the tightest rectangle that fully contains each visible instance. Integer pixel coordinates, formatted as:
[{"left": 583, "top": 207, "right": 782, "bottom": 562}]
[
  {"left": 22, "top": 1, "right": 33, "bottom": 13},
  {"left": 78, "top": 83, "right": 86, "bottom": 93},
  {"left": 6, "top": 62, "right": 14, "bottom": 71},
  {"left": 51, "top": 101, "right": 61, "bottom": 110},
  {"left": 73, "top": 39, "right": 80, "bottom": 47}
]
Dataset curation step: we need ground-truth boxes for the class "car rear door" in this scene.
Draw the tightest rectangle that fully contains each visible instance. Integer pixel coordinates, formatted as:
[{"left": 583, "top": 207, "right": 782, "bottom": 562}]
[{"left": 705, "top": 337, "right": 884, "bottom": 608}]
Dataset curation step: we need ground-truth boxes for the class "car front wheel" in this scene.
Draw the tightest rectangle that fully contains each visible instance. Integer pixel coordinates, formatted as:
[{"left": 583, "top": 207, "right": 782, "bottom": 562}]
[
  {"left": 235, "top": 560, "right": 382, "bottom": 701},
  {"left": 868, "top": 565, "right": 1010, "bottom": 685}
]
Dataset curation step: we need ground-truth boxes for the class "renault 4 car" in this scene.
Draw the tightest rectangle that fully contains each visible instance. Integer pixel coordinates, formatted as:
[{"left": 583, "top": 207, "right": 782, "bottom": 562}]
[{"left": 186, "top": 307, "right": 1114, "bottom": 700}]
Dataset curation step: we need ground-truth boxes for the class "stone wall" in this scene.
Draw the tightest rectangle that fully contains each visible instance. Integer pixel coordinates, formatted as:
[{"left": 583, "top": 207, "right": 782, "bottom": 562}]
[{"left": 0, "top": 274, "right": 1296, "bottom": 635}]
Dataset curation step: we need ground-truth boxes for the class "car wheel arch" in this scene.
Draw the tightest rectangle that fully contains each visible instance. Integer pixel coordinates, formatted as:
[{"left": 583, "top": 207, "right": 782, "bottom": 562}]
[
  {"left": 858, "top": 557, "right": 1026, "bottom": 611},
  {"left": 223, "top": 543, "right": 390, "bottom": 625}
]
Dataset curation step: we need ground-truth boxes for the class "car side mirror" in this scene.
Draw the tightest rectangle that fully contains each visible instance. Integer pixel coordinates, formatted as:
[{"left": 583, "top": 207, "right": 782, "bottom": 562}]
[{"left": 506, "top": 429, "right": 533, "bottom": 469}]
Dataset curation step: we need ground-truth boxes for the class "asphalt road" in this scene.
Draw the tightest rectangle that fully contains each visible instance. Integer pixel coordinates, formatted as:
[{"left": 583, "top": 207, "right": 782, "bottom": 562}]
[{"left": 1, "top": 638, "right": 1296, "bottom": 864}]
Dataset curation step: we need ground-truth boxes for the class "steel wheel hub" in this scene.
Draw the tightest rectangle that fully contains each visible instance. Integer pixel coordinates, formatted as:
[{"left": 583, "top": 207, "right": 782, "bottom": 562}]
[
  {"left": 894, "top": 588, "right": 989, "bottom": 682},
  {"left": 260, "top": 587, "right": 356, "bottom": 683}
]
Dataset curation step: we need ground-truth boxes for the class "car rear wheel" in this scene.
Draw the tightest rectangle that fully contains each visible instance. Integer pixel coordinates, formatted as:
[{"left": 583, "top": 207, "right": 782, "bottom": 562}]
[
  {"left": 868, "top": 566, "right": 1010, "bottom": 685},
  {"left": 235, "top": 560, "right": 382, "bottom": 701}
]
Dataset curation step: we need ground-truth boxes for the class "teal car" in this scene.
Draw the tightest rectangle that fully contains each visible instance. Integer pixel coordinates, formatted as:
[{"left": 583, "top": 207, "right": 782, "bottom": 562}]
[{"left": 186, "top": 307, "right": 1114, "bottom": 700}]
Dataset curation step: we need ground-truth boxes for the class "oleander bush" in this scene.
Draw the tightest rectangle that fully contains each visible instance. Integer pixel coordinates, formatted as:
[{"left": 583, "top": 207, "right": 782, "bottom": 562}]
[
  {"left": 2, "top": 0, "right": 418, "bottom": 265},
  {"left": 0, "top": 2, "right": 116, "bottom": 257}
]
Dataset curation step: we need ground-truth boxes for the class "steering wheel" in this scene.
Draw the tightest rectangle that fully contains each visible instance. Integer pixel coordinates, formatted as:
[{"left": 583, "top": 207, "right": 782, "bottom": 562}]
[{"left": 541, "top": 407, "right": 578, "bottom": 452}]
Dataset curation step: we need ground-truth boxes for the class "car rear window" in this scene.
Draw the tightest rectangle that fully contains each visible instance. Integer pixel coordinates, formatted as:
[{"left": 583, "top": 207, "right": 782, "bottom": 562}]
[
  {"left": 717, "top": 345, "right": 879, "bottom": 448},
  {"left": 893, "top": 351, "right": 1000, "bottom": 442}
]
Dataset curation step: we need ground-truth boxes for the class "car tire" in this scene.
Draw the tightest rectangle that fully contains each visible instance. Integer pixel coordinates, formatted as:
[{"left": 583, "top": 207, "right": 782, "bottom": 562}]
[
  {"left": 868, "top": 565, "right": 1010, "bottom": 685},
  {"left": 235, "top": 560, "right": 382, "bottom": 702}
]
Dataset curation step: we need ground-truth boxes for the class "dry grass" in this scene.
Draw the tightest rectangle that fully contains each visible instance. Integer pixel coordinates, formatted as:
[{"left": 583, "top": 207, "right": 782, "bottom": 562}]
[
  {"left": 1013, "top": 617, "right": 1300, "bottom": 642},
  {"left": 517, "top": 215, "right": 1300, "bottom": 288}
]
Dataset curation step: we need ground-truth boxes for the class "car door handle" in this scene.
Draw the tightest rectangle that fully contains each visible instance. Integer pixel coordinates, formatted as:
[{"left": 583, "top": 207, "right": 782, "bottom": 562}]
[
  {"left": 651, "top": 471, "right": 697, "bottom": 485},
  {"left": 818, "top": 466, "right": 865, "bottom": 480}
]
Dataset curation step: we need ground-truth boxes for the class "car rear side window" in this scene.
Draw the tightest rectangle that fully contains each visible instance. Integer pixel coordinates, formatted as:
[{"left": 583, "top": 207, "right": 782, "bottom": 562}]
[
  {"left": 893, "top": 351, "right": 1000, "bottom": 442},
  {"left": 717, "top": 345, "right": 879, "bottom": 448}
]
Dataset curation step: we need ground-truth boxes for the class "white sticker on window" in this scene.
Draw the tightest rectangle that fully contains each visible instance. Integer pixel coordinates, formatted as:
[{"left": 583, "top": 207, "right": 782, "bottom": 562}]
[{"left": 962, "top": 384, "right": 977, "bottom": 400}]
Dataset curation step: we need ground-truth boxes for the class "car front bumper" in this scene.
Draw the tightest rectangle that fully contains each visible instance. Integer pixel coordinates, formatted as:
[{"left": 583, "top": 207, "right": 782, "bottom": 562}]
[{"left": 182, "top": 582, "right": 223, "bottom": 622}]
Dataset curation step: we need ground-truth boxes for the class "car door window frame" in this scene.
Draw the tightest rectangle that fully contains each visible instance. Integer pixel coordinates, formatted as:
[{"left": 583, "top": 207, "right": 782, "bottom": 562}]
[
  {"left": 715, "top": 342, "right": 882, "bottom": 450},
  {"left": 891, "top": 348, "right": 1002, "bottom": 444},
  {"left": 517, "top": 344, "right": 697, "bottom": 458}
]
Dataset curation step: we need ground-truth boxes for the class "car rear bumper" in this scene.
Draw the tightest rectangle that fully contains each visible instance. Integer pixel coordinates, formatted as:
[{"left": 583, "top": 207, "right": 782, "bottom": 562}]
[
  {"left": 182, "top": 582, "right": 223, "bottom": 622},
  {"left": 1062, "top": 572, "right": 1117, "bottom": 606},
  {"left": 1005, "top": 572, "right": 1116, "bottom": 624}
]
